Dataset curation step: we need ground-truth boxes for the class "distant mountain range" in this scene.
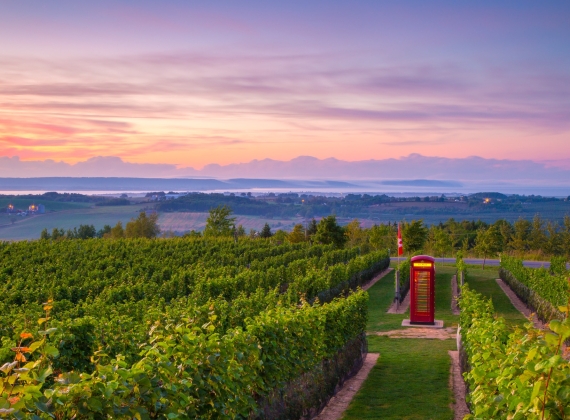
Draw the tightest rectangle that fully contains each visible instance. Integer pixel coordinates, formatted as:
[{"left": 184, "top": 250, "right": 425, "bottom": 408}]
[{"left": 0, "top": 154, "right": 569, "bottom": 195}]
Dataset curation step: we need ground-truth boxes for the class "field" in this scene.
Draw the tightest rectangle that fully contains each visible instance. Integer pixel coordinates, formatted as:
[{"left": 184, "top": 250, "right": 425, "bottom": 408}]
[
  {"left": 0, "top": 206, "right": 304, "bottom": 240},
  {"left": 1, "top": 228, "right": 569, "bottom": 418},
  {"left": 365, "top": 200, "right": 570, "bottom": 224},
  {"left": 158, "top": 211, "right": 301, "bottom": 233},
  {"left": 0, "top": 205, "right": 148, "bottom": 240},
  {"left": 2, "top": 190, "right": 569, "bottom": 242}
]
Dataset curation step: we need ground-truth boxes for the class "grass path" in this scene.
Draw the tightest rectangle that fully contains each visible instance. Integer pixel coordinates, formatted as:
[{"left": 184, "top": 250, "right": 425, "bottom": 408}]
[
  {"left": 461, "top": 265, "right": 527, "bottom": 326},
  {"left": 342, "top": 263, "right": 527, "bottom": 420},
  {"left": 344, "top": 264, "right": 459, "bottom": 419},
  {"left": 342, "top": 336, "right": 455, "bottom": 420}
]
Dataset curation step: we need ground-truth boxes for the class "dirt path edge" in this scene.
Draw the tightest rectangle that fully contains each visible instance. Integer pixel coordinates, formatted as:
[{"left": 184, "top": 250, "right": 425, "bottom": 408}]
[
  {"left": 495, "top": 279, "right": 545, "bottom": 329},
  {"left": 313, "top": 353, "right": 380, "bottom": 420},
  {"left": 362, "top": 268, "right": 393, "bottom": 291},
  {"left": 449, "top": 350, "right": 469, "bottom": 420}
]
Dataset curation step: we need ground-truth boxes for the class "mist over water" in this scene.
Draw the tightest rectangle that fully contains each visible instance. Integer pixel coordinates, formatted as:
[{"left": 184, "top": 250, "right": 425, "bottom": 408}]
[{"left": 1, "top": 182, "right": 568, "bottom": 198}]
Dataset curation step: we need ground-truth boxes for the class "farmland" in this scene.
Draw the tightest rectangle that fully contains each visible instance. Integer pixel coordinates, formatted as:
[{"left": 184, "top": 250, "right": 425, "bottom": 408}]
[
  {"left": 0, "top": 237, "right": 389, "bottom": 418},
  {"left": 2, "top": 190, "right": 570, "bottom": 243},
  {"left": 1, "top": 221, "right": 569, "bottom": 418},
  {"left": 0, "top": 207, "right": 300, "bottom": 241}
]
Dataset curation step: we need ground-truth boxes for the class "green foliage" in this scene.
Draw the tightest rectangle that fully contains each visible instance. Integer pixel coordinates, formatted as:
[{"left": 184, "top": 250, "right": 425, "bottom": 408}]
[
  {"left": 501, "top": 255, "right": 568, "bottom": 307},
  {"left": 203, "top": 205, "right": 236, "bottom": 237},
  {"left": 474, "top": 225, "right": 502, "bottom": 267},
  {"left": 550, "top": 256, "right": 568, "bottom": 276},
  {"left": 459, "top": 286, "right": 570, "bottom": 419},
  {"left": 432, "top": 226, "right": 452, "bottom": 259},
  {"left": 455, "top": 251, "right": 467, "bottom": 277},
  {"left": 125, "top": 212, "right": 160, "bottom": 238},
  {"left": 395, "top": 258, "right": 411, "bottom": 303},
  {"left": 0, "top": 237, "right": 389, "bottom": 417},
  {"left": 369, "top": 223, "right": 395, "bottom": 252},
  {"left": 260, "top": 223, "right": 272, "bottom": 238},
  {"left": 314, "top": 215, "right": 346, "bottom": 248},
  {"left": 0, "top": 292, "right": 369, "bottom": 418},
  {"left": 401, "top": 220, "right": 428, "bottom": 254},
  {"left": 287, "top": 224, "right": 306, "bottom": 243},
  {"left": 345, "top": 219, "right": 367, "bottom": 248}
]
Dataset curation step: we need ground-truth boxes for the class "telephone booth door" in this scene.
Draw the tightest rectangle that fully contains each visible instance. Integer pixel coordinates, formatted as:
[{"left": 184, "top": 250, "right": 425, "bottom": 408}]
[{"left": 410, "top": 255, "right": 435, "bottom": 324}]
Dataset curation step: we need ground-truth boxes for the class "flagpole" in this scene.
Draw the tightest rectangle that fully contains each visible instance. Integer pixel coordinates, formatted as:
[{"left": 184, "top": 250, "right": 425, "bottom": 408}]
[{"left": 396, "top": 222, "right": 403, "bottom": 309}]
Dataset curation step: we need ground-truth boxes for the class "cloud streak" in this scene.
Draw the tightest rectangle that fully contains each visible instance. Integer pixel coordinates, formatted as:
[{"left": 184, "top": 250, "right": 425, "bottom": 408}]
[{"left": 0, "top": 1, "right": 569, "bottom": 166}]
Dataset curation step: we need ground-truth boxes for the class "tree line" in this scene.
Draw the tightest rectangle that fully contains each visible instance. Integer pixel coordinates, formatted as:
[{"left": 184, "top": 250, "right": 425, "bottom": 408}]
[
  {"left": 40, "top": 212, "right": 160, "bottom": 240},
  {"left": 38, "top": 206, "right": 570, "bottom": 261}
]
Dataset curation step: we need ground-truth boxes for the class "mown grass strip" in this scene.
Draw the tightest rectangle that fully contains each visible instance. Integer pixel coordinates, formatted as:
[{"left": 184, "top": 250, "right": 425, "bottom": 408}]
[
  {"left": 342, "top": 336, "right": 455, "bottom": 420},
  {"left": 367, "top": 265, "right": 460, "bottom": 332},
  {"left": 462, "top": 265, "right": 527, "bottom": 326}
]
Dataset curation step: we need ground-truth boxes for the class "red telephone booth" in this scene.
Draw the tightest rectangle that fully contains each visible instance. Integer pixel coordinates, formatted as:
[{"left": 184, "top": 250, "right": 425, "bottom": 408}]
[{"left": 410, "top": 255, "right": 435, "bottom": 325}]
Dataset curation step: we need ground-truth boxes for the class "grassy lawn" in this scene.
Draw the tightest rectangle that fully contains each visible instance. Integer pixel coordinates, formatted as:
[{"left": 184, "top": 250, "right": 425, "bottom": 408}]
[
  {"left": 347, "top": 264, "right": 460, "bottom": 419},
  {"left": 342, "top": 336, "right": 454, "bottom": 420},
  {"left": 367, "top": 264, "right": 459, "bottom": 332},
  {"left": 462, "top": 265, "right": 527, "bottom": 327},
  {"left": 344, "top": 261, "right": 527, "bottom": 419}
]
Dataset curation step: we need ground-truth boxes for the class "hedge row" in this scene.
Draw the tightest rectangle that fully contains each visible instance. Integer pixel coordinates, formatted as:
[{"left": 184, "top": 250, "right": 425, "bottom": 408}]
[
  {"left": 499, "top": 267, "right": 564, "bottom": 324},
  {"left": 1, "top": 291, "right": 369, "bottom": 419},
  {"left": 500, "top": 256, "right": 568, "bottom": 308},
  {"left": 459, "top": 286, "right": 570, "bottom": 419}
]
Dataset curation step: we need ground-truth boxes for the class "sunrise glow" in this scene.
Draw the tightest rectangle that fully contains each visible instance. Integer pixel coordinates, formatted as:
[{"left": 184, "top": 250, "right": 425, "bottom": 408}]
[{"left": 0, "top": 1, "right": 569, "bottom": 170}]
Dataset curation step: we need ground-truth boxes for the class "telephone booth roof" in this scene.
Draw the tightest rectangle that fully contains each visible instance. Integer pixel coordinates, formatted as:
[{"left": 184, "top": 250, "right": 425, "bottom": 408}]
[{"left": 411, "top": 255, "right": 435, "bottom": 263}]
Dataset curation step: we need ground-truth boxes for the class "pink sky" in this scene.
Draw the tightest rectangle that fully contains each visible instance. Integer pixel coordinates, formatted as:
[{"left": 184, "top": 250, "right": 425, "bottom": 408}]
[{"left": 0, "top": 1, "right": 569, "bottom": 169}]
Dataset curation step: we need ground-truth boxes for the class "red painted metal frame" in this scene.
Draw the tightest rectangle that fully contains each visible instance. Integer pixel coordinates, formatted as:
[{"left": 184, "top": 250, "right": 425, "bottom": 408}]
[{"left": 410, "top": 255, "right": 435, "bottom": 325}]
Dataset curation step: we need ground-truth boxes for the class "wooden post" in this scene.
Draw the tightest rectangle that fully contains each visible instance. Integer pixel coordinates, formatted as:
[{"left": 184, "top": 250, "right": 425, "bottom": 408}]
[{"left": 395, "top": 270, "right": 400, "bottom": 310}]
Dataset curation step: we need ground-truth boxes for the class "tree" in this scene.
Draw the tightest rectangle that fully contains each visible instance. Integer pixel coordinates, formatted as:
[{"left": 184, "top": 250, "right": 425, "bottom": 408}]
[
  {"left": 461, "top": 236, "right": 470, "bottom": 255},
  {"left": 543, "top": 221, "right": 562, "bottom": 256},
  {"left": 493, "top": 219, "right": 512, "bottom": 252},
  {"left": 511, "top": 218, "right": 531, "bottom": 255},
  {"left": 260, "top": 223, "right": 272, "bottom": 238},
  {"left": 76, "top": 224, "right": 96, "bottom": 239},
  {"left": 235, "top": 224, "right": 246, "bottom": 237},
  {"left": 368, "top": 224, "right": 395, "bottom": 252},
  {"left": 40, "top": 228, "right": 51, "bottom": 240},
  {"left": 433, "top": 226, "right": 452, "bottom": 262},
  {"left": 562, "top": 216, "right": 570, "bottom": 259},
  {"left": 345, "top": 219, "right": 367, "bottom": 248},
  {"left": 183, "top": 230, "right": 202, "bottom": 238},
  {"left": 446, "top": 218, "right": 466, "bottom": 251},
  {"left": 272, "top": 229, "right": 288, "bottom": 243},
  {"left": 51, "top": 228, "right": 64, "bottom": 240},
  {"left": 474, "top": 226, "right": 502, "bottom": 269},
  {"left": 125, "top": 212, "right": 160, "bottom": 238},
  {"left": 306, "top": 218, "right": 318, "bottom": 238},
  {"left": 314, "top": 215, "right": 346, "bottom": 248},
  {"left": 401, "top": 220, "right": 428, "bottom": 254},
  {"left": 203, "top": 205, "right": 235, "bottom": 238},
  {"left": 288, "top": 224, "right": 306, "bottom": 243},
  {"left": 97, "top": 225, "right": 112, "bottom": 238},
  {"left": 529, "top": 214, "right": 547, "bottom": 251},
  {"left": 108, "top": 222, "right": 125, "bottom": 239}
]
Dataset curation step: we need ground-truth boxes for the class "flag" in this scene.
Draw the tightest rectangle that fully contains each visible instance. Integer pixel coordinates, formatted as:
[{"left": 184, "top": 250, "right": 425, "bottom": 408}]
[{"left": 397, "top": 223, "right": 403, "bottom": 256}]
